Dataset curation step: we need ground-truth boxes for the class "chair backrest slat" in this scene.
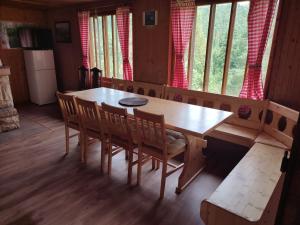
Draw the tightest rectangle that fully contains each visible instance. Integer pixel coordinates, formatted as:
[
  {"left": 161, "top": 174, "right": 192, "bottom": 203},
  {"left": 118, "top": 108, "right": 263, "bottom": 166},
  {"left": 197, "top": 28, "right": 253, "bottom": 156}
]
[
  {"left": 56, "top": 92, "right": 78, "bottom": 123},
  {"left": 76, "top": 98, "right": 102, "bottom": 134},
  {"left": 101, "top": 103, "right": 132, "bottom": 142},
  {"left": 134, "top": 109, "right": 166, "bottom": 154}
]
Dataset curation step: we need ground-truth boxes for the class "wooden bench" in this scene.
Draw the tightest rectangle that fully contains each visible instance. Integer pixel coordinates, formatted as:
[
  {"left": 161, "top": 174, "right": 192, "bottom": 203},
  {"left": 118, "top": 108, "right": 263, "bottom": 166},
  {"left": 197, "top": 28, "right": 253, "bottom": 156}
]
[
  {"left": 100, "top": 77, "right": 113, "bottom": 88},
  {"left": 111, "top": 78, "right": 133, "bottom": 92},
  {"left": 106, "top": 83, "right": 299, "bottom": 224},
  {"left": 200, "top": 143, "right": 286, "bottom": 225},
  {"left": 132, "top": 81, "right": 165, "bottom": 98},
  {"left": 164, "top": 86, "right": 267, "bottom": 147},
  {"left": 255, "top": 101, "right": 299, "bottom": 149}
]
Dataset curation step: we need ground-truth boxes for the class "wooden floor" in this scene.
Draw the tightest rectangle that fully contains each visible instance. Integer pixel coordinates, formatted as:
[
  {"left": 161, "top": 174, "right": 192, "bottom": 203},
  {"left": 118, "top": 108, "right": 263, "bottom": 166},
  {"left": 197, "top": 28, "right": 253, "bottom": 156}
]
[{"left": 0, "top": 104, "right": 246, "bottom": 225}]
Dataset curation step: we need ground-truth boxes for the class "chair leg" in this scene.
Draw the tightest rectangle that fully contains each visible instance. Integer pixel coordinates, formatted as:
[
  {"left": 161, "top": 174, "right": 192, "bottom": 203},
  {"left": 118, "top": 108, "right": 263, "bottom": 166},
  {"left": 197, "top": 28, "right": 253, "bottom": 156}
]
[
  {"left": 160, "top": 161, "right": 168, "bottom": 199},
  {"left": 137, "top": 149, "right": 143, "bottom": 185},
  {"left": 65, "top": 125, "right": 70, "bottom": 154},
  {"left": 152, "top": 158, "right": 156, "bottom": 170},
  {"left": 127, "top": 149, "right": 133, "bottom": 185},
  {"left": 83, "top": 134, "right": 88, "bottom": 163},
  {"left": 156, "top": 160, "right": 160, "bottom": 170},
  {"left": 77, "top": 133, "right": 81, "bottom": 146},
  {"left": 107, "top": 143, "right": 113, "bottom": 176},
  {"left": 100, "top": 140, "right": 106, "bottom": 173},
  {"left": 79, "top": 132, "right": 84, "bottom": 162},
  {"left": 125, "top": 150, "right": 129, "bottom": 160}
]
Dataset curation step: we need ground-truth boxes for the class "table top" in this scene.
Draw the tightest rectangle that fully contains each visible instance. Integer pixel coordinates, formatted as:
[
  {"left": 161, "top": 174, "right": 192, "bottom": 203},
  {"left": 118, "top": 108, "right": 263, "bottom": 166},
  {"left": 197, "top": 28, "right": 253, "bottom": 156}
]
[{"left": 69, "top": 87, "right": 233, "bottom": 137}]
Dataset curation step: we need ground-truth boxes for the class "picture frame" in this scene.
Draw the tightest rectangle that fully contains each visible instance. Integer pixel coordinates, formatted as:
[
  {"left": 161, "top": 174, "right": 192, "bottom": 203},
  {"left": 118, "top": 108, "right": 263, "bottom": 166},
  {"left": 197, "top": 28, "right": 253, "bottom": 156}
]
[
  {"left": 55, "top": 21, "right": 71, "bottom": 43},
  {"left": 143, "top": 10, "right": 158, "bottom": 27}
]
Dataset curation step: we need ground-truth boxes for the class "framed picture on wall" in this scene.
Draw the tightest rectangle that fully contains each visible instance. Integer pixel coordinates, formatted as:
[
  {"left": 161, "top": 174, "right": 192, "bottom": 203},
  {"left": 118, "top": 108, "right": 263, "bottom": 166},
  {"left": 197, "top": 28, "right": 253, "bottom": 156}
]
[
  {"left": 55, "top": 21, "right": 71, "bottom": 43},
  {"left": 143, "top": 10, "right": 158, "bottom": 27}
]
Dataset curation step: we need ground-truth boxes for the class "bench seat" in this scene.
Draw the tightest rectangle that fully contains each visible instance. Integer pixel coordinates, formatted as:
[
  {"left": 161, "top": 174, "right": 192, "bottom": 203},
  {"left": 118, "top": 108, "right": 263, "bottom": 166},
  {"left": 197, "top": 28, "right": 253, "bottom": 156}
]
[
  {"left": 209, "top": 123, "right": 258, "bottom": 147},
  {"left": 255, "top": 132, "right": 289, "bottom": 149},
  {"left": 201, "top": 143, "right": 285, "bottom": 225}
]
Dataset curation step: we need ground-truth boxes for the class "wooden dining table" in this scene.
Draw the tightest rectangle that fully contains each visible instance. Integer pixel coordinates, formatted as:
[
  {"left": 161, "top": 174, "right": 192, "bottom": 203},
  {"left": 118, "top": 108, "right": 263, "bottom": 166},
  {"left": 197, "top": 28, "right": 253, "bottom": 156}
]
[{"left": 69, "top": 87, "right": 233, "bottom": 193}]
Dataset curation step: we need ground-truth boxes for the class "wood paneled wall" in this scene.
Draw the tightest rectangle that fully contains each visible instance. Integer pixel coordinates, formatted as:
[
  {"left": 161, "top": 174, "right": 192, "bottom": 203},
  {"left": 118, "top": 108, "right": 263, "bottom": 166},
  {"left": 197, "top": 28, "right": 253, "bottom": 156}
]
[
  {"left": 0, "top": 5, "right": 47, "bottom": 104},
  {"left": 266, "top": 0, "right": 300, "bottom": 224},
  {"left": 0, "top": 49, "right": 29, "bottom": 104},
  {"left": 267, "top": 0, "right": 300, "bottom": 111},
  {"left": 47, "top": 8, "right": 81, "bottom": 91},
  {"left": 132, "top": 0, "right": 171, "bottom": 85}
]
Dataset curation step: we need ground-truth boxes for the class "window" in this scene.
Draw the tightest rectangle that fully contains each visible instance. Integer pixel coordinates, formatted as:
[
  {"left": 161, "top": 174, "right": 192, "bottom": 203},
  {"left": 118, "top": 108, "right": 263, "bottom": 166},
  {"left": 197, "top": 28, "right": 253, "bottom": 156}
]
[
  {"left": 186, "top": 0, "right": 278, "bottom": 96},
  {"left": 89, "top": 13, "right": 133, "bottom": 78}
]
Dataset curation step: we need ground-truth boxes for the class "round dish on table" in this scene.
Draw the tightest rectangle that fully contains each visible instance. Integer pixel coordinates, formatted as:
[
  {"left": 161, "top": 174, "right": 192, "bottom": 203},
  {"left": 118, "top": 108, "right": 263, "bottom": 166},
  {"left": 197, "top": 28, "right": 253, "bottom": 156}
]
[{"left": 118, "top": 97, "right": 148, "bottom": 107}]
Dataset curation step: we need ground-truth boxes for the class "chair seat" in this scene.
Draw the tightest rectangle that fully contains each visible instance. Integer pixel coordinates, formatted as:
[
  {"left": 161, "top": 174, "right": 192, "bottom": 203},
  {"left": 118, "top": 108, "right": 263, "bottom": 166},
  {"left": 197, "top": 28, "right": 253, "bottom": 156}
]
[
  {"left": 141, "top": 129, "right": 186, "bottom": 158},
  {"left": 255, "top": 132, "right": 288, "bottom": 149},
  {"left": 68, "top": 121, "right": 80, "bottom": 130},
  {"left": 209, "top": 123, "right": 258, "bottom": 147}
]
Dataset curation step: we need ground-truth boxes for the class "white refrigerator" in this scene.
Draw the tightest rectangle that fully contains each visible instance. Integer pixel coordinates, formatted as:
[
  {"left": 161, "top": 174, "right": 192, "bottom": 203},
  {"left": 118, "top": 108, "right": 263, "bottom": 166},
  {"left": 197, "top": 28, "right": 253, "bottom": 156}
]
[{"left": 24, "top": 50, "right": 58, "bottom": 105}]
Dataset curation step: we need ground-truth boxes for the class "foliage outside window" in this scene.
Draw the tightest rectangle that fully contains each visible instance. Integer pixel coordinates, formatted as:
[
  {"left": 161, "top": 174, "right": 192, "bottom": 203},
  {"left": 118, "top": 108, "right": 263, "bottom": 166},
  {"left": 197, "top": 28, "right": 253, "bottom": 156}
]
[
  {"left": 186, "top": 0, "right": 278, "bottom": 97},
  {"left": 89, "top": 13, "right": 133, "bottom": 78}
]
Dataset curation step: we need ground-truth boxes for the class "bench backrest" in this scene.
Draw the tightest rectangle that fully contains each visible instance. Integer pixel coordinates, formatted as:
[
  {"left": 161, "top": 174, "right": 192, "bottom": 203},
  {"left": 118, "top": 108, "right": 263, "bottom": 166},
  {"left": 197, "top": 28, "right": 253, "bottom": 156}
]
[
  {"left": 263, "top": 101, "right": 299, "bottom": 149},
  {"left": 101, "top": 77, "right": 113, "bottom": 88},
  {"left": 111, "top": 78, "right": 133, "bottom": 92},
  {"left": 132, "top": 81, "right": 164, "bottom": 98},
  {"left": 164, "top": 86, "right": 267, "bottom": 130}
]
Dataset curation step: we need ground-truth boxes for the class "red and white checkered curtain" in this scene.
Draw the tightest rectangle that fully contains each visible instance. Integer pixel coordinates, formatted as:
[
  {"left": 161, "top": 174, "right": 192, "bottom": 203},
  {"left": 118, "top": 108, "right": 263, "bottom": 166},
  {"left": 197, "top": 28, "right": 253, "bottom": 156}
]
[
  {"left": 116, "top": 7, "right": 133, "bottom": 81},
  {"left": 171, "top": 0, "right": 195, "bottom": 89},
  {"left": 239, "top": 0, "right": 277, "bottom": 100},
  {"left": 78, "top": 11, "right": 90, "bottom": 69}
]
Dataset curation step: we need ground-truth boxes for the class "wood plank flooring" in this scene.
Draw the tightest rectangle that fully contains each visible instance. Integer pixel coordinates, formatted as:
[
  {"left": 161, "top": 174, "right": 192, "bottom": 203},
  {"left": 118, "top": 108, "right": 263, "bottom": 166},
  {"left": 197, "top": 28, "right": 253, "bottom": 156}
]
[{"left": 0, "top": 104, "right": 246, "bottom": 225}]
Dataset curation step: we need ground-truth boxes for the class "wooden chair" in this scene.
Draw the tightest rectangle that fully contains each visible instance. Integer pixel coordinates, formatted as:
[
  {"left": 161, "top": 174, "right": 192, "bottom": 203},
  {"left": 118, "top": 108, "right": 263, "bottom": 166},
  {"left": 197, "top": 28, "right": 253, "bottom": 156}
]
[
  {"left": 101, "top": 102, "right": 136, "bottom": 184},
  {"left": 56, "top": 92, "right": 81, "bottom": 155},
  {"left": 75, "top": 98, "right": 107, "bottom": 165},
  {"left": 133, "top": 108, "right": 187, "bottom": 199}
]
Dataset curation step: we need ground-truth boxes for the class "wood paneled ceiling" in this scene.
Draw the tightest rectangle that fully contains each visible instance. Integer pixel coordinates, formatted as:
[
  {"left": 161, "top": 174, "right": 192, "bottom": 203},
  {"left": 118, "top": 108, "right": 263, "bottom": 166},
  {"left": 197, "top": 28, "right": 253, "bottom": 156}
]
[{"left": 1, "top": 0, "right": 100, "bottom": 9}]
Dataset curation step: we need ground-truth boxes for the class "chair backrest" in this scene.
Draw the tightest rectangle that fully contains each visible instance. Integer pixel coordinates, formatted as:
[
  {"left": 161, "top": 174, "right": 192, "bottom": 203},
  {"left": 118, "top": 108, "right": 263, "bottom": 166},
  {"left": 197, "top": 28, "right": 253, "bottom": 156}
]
[
  {"left": 90, "top": 67, "right": 102, "bottom": 88},
  {"left": 78, "top": 66, "right": 89, "bottom": 90},
  {"left": 263, "top": 101, "right": 299, "bottom": 149},
  {"left": 164, "top": 86, "right": 267, "bottom": 130},
  {"left": 76, "top": 98, "right": 102, "bottom": 134},
  {"left": 101, "top": 102, "right": 132, "bottom": 142},
  {"left": 111, "top": 78, "right": 133, "bottom": 92},
  {"left": 56, "top": 92, "right": 78, "bottom": 124},
  {"left": 133, "top": 108, "right": 167, "bottom": 155},
  {"left": 132, "top": 81, "right": 164, "bottom": 98}
]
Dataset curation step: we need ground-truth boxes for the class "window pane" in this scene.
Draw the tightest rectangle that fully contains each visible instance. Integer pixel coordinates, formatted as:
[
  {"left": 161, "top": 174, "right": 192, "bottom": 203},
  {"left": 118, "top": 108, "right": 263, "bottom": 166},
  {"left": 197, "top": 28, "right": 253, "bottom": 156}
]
[
  {"left": 115, "top": 15, "right": 123, "bottom": 79},
  {"left": 191, "top": 5, "right": 210, "bottom": 91},
  {"left": 96, "top": 16, "right": 105, "bottom": 76},
  {"left": 262, "top": 0, "right": 279, "bottom": 85},
  {"left": 208, "top": 3, "right": 231, "bottom": 94},
  {"left": 89, "top": 17, "right": 96, "bottom": 68},
  {"left": 89, "top": 14, "right": 132, "bottom": 80},
  {"left": 107, "top": 16, "right": 113, "bottom": 77},
  {"left": 227, "top": 1, "right": 249, "bottom": 96}
]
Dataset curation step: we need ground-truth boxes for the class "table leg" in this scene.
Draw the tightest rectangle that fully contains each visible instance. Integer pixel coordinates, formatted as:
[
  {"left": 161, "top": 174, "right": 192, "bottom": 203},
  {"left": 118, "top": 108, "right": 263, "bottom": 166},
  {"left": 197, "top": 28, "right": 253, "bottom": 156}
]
[{"left": 176, "top": 134, "right": 207, "bottom": 193}]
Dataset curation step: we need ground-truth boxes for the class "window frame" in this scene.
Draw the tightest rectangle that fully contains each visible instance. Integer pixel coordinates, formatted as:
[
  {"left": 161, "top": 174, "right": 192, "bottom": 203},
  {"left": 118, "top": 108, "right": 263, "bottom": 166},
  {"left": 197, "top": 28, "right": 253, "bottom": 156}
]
[
  {"left": 89, "top": 11, "right": 132, "bottom": 79},
  {"left": 172, "top": 0, "right": 279, "bottom": 97}
]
